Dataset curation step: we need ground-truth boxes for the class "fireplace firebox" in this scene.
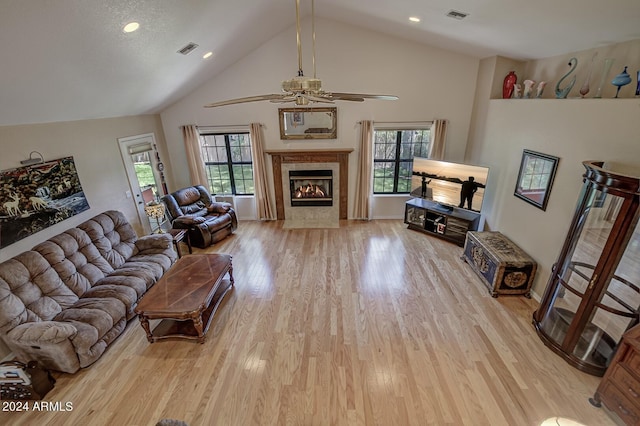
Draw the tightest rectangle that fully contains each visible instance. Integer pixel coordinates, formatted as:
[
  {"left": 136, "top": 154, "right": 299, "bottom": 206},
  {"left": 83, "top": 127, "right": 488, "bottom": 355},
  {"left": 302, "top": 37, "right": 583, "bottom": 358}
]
[{"left": 289, "top": 170, "right": 333, "bottom": 207}]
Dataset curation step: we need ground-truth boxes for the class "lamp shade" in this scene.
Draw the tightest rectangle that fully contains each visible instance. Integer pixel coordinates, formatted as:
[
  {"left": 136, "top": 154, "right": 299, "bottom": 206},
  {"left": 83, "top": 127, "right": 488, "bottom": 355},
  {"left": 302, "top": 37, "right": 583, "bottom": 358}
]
[{"left": 144, "top": 203, "right": 165, "bottom": 220}]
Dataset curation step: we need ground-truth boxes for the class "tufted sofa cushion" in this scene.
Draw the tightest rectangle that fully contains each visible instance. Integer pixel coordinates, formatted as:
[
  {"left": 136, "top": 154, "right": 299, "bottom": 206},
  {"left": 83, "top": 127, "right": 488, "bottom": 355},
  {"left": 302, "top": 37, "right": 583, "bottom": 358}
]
[
  {"left": 0, "top": 251, "right": 79, "bottom": 329},
  {"left": 53, "top": 296, "right": 126, "bottom": 366},
  {"left": 33, "top": 228, "right": 114, "bottom": 296},
  {"left": 78, "top": 210, "right": 138, "bottom": 269}
]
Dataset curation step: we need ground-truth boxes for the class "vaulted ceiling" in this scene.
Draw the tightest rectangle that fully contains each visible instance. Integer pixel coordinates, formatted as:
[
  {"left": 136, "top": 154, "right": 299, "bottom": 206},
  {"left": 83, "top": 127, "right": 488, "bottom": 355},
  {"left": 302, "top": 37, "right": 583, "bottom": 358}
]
[{"left": 1, "top": 0, "right": 639, "bottom": 126}]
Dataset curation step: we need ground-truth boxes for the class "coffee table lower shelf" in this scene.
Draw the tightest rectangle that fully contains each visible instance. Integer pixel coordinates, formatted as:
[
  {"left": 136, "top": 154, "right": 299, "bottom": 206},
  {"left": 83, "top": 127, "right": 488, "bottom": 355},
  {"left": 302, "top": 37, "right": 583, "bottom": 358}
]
[{"left": 144, "top": 279, "right": 233, "bottom": 343}]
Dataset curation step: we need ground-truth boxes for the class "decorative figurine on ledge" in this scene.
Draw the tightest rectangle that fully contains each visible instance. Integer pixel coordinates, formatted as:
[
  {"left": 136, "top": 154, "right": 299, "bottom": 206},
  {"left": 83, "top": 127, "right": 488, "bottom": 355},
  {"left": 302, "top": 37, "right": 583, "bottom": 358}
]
[
  {"left": 611, "top": 66, "right": 631, "bottom": 98},
  {"left": 536, "top": 81, "right": 547, "bottom": 98},
  {"left": 523, "top": 80, "right": 536, "bottom": 98},
  {"left": 594, "top": 58, "right": 615, "bottom": 98},
  {"left": 503, "top": 71, "right": 517, "bottom": 98},
  {"left": 555, "top": 57, "right": 578, "bottom": 99},
  {"left": 513, "top": 83, "right": 522, "bottom": 99},
  {"left": 579, "top": 52, "right": 598, "bottom": 98}
]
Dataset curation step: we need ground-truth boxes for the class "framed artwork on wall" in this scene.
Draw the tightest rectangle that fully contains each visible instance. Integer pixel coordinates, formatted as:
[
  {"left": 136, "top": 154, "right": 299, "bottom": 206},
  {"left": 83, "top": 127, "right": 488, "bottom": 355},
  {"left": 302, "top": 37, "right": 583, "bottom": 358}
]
[
  {"left": 514, "top": 150, "right": 559, "bottom": 211},
  {"left": 0, "top": 156, "right": 90, "bottom": 248}
]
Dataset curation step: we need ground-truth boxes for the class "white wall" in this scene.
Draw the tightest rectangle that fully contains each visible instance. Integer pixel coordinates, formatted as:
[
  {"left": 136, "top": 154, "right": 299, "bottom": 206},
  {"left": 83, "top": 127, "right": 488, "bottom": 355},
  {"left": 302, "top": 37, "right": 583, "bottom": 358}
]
[
  {"left": 467, "top": 97, "right": 640, "bottom": 297},
  {"left": 160, "top": 18, "right": 480, "bottom": 219},
  {"left": 0, "top": 115, "right": 168, "bottom": 262},
  {"left": 467, "top": 39, "right": 640, "bottom": 298}
]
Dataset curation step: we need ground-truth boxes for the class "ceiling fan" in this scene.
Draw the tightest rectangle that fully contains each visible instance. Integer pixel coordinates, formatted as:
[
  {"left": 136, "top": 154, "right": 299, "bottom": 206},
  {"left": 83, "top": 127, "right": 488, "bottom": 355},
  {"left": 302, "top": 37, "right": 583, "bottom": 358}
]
[{"left": 204, "top": 0, "right": 398, "bottom": 108}]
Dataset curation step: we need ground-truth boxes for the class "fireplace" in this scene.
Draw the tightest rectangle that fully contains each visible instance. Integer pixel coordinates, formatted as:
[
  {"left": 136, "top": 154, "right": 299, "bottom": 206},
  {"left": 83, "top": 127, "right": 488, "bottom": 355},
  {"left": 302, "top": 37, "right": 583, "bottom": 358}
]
[
  {"left": 265, "top": 149, "right": 353, "bottom": 220},
  {"left": 289, "top": 170, "right": 333, "bottom": 207}
]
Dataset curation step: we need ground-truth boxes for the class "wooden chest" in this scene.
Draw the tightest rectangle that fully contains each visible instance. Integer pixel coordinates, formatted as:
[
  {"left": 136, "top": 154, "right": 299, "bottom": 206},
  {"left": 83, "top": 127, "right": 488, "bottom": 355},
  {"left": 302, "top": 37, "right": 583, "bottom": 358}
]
[{"left": 462, "top": 231, "right": 537, "bottom": 297}]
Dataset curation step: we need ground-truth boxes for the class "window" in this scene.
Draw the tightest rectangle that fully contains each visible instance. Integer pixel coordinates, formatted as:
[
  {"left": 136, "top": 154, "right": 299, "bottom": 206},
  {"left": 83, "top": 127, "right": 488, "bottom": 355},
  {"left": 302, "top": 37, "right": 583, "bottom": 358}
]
[
  {"left": 199, "top": 132, "right": 254, "bottom": 195},
  {"left": 373, "top": 129, "right": 430, "bottom": 193}
]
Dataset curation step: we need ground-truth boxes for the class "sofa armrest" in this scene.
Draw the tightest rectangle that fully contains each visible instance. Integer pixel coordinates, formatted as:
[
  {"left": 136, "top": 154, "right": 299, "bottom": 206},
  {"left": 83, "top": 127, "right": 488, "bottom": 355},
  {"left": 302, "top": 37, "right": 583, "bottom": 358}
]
[
  {"left": 136, "top": 233, "right": 173, "bottom": 251},
  {"left": 7, "top": 321, "right": 77, "bottom": 345}
]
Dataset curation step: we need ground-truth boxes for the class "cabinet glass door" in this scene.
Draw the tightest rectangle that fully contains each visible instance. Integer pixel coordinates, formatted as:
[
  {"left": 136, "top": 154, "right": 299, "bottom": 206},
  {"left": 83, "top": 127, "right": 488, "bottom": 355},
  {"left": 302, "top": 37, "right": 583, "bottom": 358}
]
[
  {"left": 533, "top": 161, "right": 640, "bottom": 376},
  {"left": 405, "top": 205, "right": 426, "bottom": 228}
]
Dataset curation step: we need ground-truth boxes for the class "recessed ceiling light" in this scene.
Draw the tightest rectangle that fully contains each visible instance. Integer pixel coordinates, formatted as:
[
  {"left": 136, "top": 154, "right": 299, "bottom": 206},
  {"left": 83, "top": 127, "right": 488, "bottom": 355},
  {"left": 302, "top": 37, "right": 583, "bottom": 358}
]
[
  {"left": 203, "top": 51, "right": 213, "bottom": 59},
  {"left": 123, "top": 22, "right": 140, "bottom": 33},
  {"left": 409, "top": 16, "right": 421, "bottom": 23}
]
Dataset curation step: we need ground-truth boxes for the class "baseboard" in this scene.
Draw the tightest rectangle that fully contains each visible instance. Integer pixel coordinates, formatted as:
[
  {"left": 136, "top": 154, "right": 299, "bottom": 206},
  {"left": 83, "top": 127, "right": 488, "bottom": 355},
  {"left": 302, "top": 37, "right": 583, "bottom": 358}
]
[{"left": 529, "top": 290, "right": 541, "bottom": 302}]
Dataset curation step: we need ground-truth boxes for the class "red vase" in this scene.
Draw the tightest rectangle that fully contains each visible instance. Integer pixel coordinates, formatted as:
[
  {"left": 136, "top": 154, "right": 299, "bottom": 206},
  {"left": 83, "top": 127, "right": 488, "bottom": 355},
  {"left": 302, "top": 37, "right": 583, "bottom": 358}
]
[{"left": 503, "top": 71, "right": 517, "bottom": 99}]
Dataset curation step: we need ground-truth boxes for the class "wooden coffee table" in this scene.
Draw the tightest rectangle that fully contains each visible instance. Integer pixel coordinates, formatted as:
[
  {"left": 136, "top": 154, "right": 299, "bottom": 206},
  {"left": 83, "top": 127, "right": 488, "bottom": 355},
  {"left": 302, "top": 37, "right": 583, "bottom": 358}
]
[{"left": 134, "top": 254, "right": 234, "bottom": 343}]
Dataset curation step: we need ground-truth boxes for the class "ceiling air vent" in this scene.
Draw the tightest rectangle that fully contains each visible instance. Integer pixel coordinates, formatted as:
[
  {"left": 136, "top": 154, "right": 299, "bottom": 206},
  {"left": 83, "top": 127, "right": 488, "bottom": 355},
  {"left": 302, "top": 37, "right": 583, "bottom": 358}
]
[
  {"left": 446, "top": 10, "right": 469, "bottom": 20},
  {"left": 177, "top": 42, "right": 199, "bottom": 55}
]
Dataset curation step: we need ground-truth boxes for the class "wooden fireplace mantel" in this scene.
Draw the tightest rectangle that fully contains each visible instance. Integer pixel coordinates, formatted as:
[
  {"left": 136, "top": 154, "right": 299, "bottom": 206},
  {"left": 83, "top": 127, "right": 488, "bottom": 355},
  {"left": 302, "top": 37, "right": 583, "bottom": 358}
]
[{"left": 266, "top": 149, "right": 353, "bottom": 220}]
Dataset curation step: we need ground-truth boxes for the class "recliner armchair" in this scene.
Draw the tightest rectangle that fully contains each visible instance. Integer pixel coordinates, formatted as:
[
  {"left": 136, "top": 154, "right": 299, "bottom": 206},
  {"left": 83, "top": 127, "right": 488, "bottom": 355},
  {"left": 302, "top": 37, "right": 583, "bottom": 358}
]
[{"left": 161, "top": 185, "right": 237, "bottom": 249}]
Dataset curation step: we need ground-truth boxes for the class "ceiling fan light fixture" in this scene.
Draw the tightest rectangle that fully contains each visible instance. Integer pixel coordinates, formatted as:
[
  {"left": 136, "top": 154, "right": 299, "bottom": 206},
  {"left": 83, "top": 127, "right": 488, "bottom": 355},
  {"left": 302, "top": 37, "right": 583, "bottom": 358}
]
[
  {"left": 204, "top": 0, "right": 398, "bottom": 108},
  {"left": 281, "top": 77, "right": 322, "bottom": 92}
]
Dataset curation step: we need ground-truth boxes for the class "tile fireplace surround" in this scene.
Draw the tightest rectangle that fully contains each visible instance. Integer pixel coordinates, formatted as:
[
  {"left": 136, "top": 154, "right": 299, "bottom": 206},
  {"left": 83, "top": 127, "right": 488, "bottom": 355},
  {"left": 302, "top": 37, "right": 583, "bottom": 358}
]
[{"left": 266, "top": 149, "right": 353, "bottom": 220}]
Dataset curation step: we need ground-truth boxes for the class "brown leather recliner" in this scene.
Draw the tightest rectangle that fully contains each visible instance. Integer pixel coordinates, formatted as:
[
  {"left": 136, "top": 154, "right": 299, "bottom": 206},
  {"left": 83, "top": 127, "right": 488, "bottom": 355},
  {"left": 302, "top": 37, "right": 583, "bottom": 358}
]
[{"left": 161, "top": 185, "right": 237, "bottom": 249}]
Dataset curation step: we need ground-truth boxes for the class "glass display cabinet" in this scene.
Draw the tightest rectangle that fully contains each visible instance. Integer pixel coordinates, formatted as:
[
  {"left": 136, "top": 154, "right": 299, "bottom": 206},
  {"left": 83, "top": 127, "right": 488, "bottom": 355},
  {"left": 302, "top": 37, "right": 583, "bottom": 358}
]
[{"left": 533, "top": 161, "right": 640, "bottom": 376}]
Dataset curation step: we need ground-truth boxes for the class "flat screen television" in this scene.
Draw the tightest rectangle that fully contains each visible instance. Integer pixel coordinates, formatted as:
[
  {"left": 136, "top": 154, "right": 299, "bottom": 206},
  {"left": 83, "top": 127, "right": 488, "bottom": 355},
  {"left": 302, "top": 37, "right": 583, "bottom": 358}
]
[{"left": 410, "top": 157, "right": 489, "bottom": 213}]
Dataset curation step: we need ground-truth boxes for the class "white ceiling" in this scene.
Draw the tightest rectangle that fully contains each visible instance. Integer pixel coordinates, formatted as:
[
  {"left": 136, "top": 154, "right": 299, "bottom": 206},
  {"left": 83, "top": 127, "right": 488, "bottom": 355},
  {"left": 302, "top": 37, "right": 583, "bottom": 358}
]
[{"left": 1, "top": 0, "right": 639, "bottom": 127}]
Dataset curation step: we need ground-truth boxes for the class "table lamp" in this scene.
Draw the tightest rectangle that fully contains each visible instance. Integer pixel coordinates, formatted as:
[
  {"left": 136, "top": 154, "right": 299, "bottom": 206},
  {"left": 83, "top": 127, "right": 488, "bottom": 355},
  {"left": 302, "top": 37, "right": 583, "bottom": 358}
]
[{"left": 144, "top": 203, "right": 165, "bottom": 233}]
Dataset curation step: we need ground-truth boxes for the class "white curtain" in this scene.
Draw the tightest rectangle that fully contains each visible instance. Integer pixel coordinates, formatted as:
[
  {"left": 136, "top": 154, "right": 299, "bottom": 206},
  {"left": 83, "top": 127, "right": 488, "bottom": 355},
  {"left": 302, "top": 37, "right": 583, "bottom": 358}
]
[
  {"left": 429, "top": 119, "right": 448, "bottom": 160},
  {"left": 181, "top": 125, "right": 208, "bottom": 187},
  {"left": 249, "top": 123, "right": 276, "bottom": 220},
  {"left": 353, "top": 120, "right": 374, "bottom": 220}
]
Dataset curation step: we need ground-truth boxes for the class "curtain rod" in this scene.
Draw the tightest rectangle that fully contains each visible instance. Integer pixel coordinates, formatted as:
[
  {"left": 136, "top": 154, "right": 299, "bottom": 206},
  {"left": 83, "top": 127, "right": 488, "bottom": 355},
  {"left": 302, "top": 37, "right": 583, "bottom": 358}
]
[
  {"left": 356, "top": 120, "right": 433, "bottom": 124},
  {"left": 196, "top": 123, "right": 264, "bottom": 129}
]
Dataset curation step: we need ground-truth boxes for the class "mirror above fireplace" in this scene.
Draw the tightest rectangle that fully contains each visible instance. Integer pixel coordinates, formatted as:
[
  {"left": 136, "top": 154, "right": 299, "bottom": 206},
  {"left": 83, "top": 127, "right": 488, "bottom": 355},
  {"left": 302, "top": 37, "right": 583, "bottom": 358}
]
[{"left": 279, "top": 107, "right": 337, "bottom": 140}]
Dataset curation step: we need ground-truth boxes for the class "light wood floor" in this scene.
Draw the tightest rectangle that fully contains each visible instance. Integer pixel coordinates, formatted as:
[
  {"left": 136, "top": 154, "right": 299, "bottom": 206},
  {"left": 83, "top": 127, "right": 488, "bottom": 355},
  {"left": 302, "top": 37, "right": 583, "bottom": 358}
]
[{"left": 4, "top": 220, "right": 617, "bottom": 426}]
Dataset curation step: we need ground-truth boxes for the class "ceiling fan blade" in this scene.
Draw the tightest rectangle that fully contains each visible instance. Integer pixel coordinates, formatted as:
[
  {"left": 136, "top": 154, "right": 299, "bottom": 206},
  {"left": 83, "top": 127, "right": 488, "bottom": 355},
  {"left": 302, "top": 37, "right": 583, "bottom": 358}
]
[
  {"left": 325, "top": 94, "right": 365, "bottom": 102},
  {"left": 269, "top": 96, "right": 298, "bottom": 104},
  {"left": 204, "top": 94, "right": 285, "bottom": 108},
  {"left": 303, "top": 94, "right": 335, "bottom": 103},
  {"left": 328, "top": 92, "right": 399, "bottom": 101}
]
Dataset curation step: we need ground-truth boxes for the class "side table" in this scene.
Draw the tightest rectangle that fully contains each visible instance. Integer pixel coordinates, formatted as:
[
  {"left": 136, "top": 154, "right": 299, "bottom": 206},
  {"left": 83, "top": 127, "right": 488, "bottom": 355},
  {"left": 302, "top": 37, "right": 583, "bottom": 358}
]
[{"left": 168, "top": 229, "right": 192, "bottom": 258}]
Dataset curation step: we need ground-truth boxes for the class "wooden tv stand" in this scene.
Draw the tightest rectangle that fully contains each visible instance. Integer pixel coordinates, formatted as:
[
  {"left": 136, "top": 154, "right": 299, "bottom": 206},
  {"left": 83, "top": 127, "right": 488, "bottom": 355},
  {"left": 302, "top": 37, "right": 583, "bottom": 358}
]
[{"left": 404, "top": 198, "right": 480, "bottom": 246}]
